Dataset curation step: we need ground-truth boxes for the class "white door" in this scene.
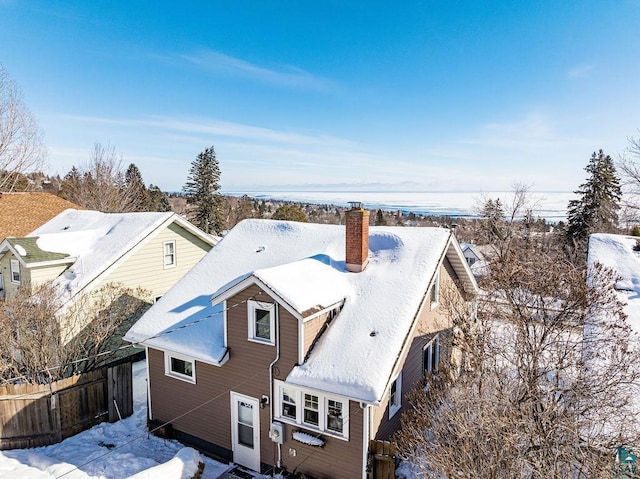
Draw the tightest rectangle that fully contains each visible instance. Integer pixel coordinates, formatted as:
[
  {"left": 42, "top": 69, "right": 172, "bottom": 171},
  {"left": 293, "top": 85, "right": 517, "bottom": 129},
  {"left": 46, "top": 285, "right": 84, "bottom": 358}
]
[{"left": 231, "top": 393, "right": 260, "bottom": 471}]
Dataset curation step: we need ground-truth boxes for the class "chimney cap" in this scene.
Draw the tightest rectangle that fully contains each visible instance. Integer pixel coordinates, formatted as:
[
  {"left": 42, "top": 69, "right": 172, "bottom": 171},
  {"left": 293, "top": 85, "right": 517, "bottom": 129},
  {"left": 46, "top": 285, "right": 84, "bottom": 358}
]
[{"left": 348, "top": 201, "right": 363, "bottom": 210}]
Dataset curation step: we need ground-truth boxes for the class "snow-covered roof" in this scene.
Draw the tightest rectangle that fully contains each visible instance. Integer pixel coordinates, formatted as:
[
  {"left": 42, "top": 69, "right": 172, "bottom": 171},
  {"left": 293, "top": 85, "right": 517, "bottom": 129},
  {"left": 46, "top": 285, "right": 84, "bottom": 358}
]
[
  {"left": 125, "top": 219, "right": 477, "bottom": 403},
  {"left": 1, "top": 209, "right": 216, "bottom": 301},
  {"left": 588, "top": 233, "right": 640, "bottom": 331}
]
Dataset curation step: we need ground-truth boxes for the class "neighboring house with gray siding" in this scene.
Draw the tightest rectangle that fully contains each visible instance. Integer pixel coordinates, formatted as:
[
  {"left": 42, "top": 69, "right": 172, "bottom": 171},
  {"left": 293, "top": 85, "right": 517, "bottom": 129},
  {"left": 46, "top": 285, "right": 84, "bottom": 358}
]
[
  {"left": 125, "top": 205, "right": 478, "bottom": 479},
  {"left": 0, "top": 209, "right": 217, "bottom": 326}
]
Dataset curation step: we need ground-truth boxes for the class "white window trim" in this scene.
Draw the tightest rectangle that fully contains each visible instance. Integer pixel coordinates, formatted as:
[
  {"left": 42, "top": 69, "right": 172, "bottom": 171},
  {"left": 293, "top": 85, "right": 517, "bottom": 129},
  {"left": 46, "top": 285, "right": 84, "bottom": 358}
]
[
  {"left": 163, "top": 240, "right": 176, "bottom": 269},
  {"left": 430, "top": 268, "right": 440, "bottom": 310},
  {"left": 274, "top": 380, "right": 349, "bottom": 440},
  {"left": 389, "top": 372, "right": 402, "bottom": 419},
  {"left": 10, "top": 259, "right": 20, "bottom": 284},
  {"left": 164, "top": 351, "right": 196, "bottom": 383},
  {"left": 247, "top": 300, "right": 276, "bottom": 345},
  {"left": 423, "top": 334, "right": 441, "bottom": 376}
]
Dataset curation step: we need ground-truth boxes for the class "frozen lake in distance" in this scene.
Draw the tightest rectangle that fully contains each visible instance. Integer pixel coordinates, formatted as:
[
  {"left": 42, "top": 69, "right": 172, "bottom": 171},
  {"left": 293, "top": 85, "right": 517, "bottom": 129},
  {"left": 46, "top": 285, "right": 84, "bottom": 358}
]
[{"left": 226, "top": 190, "right": 575, "bottom": 222}]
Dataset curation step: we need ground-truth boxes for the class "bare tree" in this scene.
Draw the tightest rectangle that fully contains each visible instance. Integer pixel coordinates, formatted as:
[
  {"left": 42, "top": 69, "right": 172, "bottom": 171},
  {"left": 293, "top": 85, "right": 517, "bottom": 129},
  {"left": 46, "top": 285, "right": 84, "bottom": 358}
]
[
  {"left": 617, "top": 133, "right": 640, "bottom": 229},
  {"left": 0, "top": 281, "right": 151, "bottom": 384},
  {"left": 0, "top": 63, "right": 47, "bottom": 191},
  {"left": 474, "top": 183, "right": 544, "bottom": 260},
  {"left": 59, "top": 143, "right": 151, "bottom": 212},
  {"left": 397, "top": 244, "right": 640, "bottom": 478}
]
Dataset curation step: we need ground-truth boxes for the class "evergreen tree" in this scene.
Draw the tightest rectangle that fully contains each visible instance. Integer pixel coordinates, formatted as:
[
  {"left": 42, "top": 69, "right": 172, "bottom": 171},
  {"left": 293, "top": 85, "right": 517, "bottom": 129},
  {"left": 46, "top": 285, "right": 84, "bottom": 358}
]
[
  {"left": 566, "top": 150, "right": 621, "bottom": 248},
  {"left": 375, "top": 209, "right": 387, "bottom": 226},
  {"left": 271, "top": 204, "right": 308, "bottom": 222},
  {"left": 183, "top": 146, "right": 223, "bottom": 234},
  {"left": 59, "top": 166, "right": 81, "bottom": 202},
  {"left": 124, "top": 163, "right": 149, "bottom": 211},
  {"left": 148, "top": 184, "right": 171, "bottom": 212}
]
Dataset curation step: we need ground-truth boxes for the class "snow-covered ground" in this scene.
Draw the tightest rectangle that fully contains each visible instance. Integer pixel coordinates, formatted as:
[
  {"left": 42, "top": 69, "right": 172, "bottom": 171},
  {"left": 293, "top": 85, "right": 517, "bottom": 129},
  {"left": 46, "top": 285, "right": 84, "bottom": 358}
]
[{"left": 0, "top": 361, "right": 261, "bottom": 479}]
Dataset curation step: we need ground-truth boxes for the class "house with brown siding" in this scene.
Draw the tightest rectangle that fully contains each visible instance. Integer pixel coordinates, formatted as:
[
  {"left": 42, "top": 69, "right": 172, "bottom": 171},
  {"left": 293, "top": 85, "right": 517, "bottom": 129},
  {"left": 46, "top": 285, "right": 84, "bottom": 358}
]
[
  {"left": 125, "top": 204, "right": 478, "bottom": 479},
  {"left": 0, "top": 209, "right": 217, "bottom": 330}
]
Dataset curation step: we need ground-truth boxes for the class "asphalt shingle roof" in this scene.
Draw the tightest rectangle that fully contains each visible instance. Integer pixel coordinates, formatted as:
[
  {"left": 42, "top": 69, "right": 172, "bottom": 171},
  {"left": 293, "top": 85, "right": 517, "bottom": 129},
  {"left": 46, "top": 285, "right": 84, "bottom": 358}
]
[{"left": 0, "top": 192, "right": 83, "bottom": 241}]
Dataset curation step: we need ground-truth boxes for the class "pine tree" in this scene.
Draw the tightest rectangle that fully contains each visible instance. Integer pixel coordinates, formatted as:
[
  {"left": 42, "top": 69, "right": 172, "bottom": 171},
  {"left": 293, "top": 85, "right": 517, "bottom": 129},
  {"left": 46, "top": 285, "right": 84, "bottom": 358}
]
[
  {"left": 124, "top": 163, "right": 149, "bottom": 211},
  {"left": 271, "top": 204, "right": 308, "bottom": 222},
  {"left": 375, "top": 209, "right": 387, "bottom": 226},
  {"left": 183, "top": 146, "right": 223, "bottom": 234},
  {"left": 148, "top": 184, "right": 171, "bottom": 212},
  {"left": 566, "top": 150, "right": 621, "bottom": 248}
]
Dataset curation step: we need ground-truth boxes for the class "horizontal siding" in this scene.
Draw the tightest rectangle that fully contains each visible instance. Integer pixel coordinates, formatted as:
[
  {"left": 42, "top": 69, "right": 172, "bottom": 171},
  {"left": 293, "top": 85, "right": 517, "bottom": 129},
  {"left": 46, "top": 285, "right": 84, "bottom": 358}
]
[
  {"left": 148, "top": 284, "right": 299, "bottom": 471},
  {"left": 148, "top": 283, "right": 366, "bottom": 477},
  {"left": 302, "top": 313, "right": 328, "bottom": 359},
  {"left": 30, "top": 264, "right": 69, "bottom": 285},
  {"left": 99, "top": 222, "right": 211, "bottom": 299},
  {"left": 280, "top": 400, "right": 364, "bottom": 479}
]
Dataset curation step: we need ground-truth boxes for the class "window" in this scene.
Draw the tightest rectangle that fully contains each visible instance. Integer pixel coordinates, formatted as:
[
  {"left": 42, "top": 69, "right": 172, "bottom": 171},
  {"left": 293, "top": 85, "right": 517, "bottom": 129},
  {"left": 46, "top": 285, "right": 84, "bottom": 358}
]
[
  {"left": 389, "top": 372, "right": 402, "bottom": 418},
  {"left": 430, "top": 269, "right": 440, "bottom": 308},
  {"left": 303, "top": 393, "right": 319, "bottom": 426},
  {"left": 327, "top": 399, "right": 344, "bottom": 433},
  {"left": 163, "top": 241, "right": 176, "bottom": 268},
  {"left": 10, "top": 259, "right": 20, "bottom": 284},
  {"left": 274, "top": 381, "right": 349, "bottom": 439},
  {"left": 423, "top": 335, "right": 440, "bottom": 376},
  {"left": 164, "top": 352, "right": 196, "bottom": 383},
  {"left": 282, "top": 388, "right": 297, "bottom": 420},
  {"left": 247, "top": 300, "right": 275, "bottom": 345}
]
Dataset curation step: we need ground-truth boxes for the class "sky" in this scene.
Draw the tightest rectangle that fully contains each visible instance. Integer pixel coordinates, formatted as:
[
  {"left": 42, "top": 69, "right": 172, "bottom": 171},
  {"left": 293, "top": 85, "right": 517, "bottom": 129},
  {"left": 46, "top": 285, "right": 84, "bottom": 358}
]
[{"left": 1, "top": 1, "right": 639, "bottom": 193}]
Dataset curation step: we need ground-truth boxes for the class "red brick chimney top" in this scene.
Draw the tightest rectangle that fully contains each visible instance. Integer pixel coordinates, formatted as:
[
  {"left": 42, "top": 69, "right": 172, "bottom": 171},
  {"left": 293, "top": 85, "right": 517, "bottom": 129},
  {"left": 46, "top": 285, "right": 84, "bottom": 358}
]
[{"left": 345, "top": 203, "right": 369, "bottom": 273}]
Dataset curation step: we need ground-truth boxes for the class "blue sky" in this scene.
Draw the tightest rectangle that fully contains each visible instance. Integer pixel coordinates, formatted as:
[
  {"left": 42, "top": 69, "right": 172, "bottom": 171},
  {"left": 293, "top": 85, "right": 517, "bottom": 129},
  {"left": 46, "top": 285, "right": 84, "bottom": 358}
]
[{"left": 1, "top": 1, "right": 639, "bottom": 192}]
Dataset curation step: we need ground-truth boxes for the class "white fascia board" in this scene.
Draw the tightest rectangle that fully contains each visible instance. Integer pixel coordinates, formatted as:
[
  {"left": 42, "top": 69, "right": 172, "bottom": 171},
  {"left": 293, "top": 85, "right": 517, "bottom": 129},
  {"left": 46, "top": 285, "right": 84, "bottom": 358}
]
[
  {"left": 170, "top": 214, "right": 219, "bottom": 247},
  {"left": 210, "top": 275, "right": 306, "bottom": 322},
  {"left": 446, "top": 236, "right": 479, "bottom": 294}
]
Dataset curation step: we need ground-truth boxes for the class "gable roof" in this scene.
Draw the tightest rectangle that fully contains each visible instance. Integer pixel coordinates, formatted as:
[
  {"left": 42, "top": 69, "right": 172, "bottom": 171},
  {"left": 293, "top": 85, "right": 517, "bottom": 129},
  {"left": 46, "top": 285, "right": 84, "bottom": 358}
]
[
  {"left": 125, "top": 219, "right": 477, "bottom": 403},
  {"left": 0, "top": 192, "right": 83, "bottom": 241},
  {"left": 0, "top": 209, "right": 217, "bottom": 301},
  {"left": 5, "top": 237, "right": 72, "bottom": 266},
  {"left": 588, "top": 233, "right": 640, "bottom": 331}
]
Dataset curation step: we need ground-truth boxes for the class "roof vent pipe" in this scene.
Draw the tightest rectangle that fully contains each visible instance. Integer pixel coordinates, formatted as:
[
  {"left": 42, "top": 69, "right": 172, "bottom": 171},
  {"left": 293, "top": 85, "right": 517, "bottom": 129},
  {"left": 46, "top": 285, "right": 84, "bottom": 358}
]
[{"left": 345, "top": 202, "right": 369, "bottom": 273}]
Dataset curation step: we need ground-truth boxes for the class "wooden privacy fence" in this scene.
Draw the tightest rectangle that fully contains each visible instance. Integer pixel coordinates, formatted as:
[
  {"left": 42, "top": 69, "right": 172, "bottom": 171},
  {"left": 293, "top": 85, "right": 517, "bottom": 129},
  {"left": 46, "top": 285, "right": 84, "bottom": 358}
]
[
  {"left": 0, "top": 359, "right": 134, "bottom": 449},
  {"left": 368, "top": 440, "right": 397, "bottom": 479}
]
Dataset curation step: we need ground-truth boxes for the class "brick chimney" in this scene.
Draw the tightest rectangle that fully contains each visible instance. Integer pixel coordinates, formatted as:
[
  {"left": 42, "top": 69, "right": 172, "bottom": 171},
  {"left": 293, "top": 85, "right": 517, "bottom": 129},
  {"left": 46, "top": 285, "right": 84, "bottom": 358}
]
[{"left": 345, "top": 202, "right": 369, "bottom": 273}]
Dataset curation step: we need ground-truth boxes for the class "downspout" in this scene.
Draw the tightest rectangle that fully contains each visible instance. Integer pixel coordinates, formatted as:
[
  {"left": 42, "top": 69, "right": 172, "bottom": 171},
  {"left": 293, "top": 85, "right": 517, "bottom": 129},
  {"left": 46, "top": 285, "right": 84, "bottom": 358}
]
[
  {"left": 269, "top": 304, "right": 281, "bottom": 469},
  {"left": 377, "top": 230, "right": 453, "bottom": 403}
]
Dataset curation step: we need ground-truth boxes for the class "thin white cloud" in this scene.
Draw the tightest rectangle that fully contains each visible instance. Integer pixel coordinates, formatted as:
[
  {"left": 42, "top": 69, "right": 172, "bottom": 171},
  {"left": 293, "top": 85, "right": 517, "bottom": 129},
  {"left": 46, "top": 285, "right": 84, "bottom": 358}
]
[
  {"left": 568, "top": 63, "right": 595, "bottom": 79},
  {"left": 56, "top": 114, "right": 356, "bottom": 148},
  {"left": 178, "top": 50, "right": 335, "bottom": 91},
  {"left": 463, "top": 113, "right": 589, "bottom": 150}
]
